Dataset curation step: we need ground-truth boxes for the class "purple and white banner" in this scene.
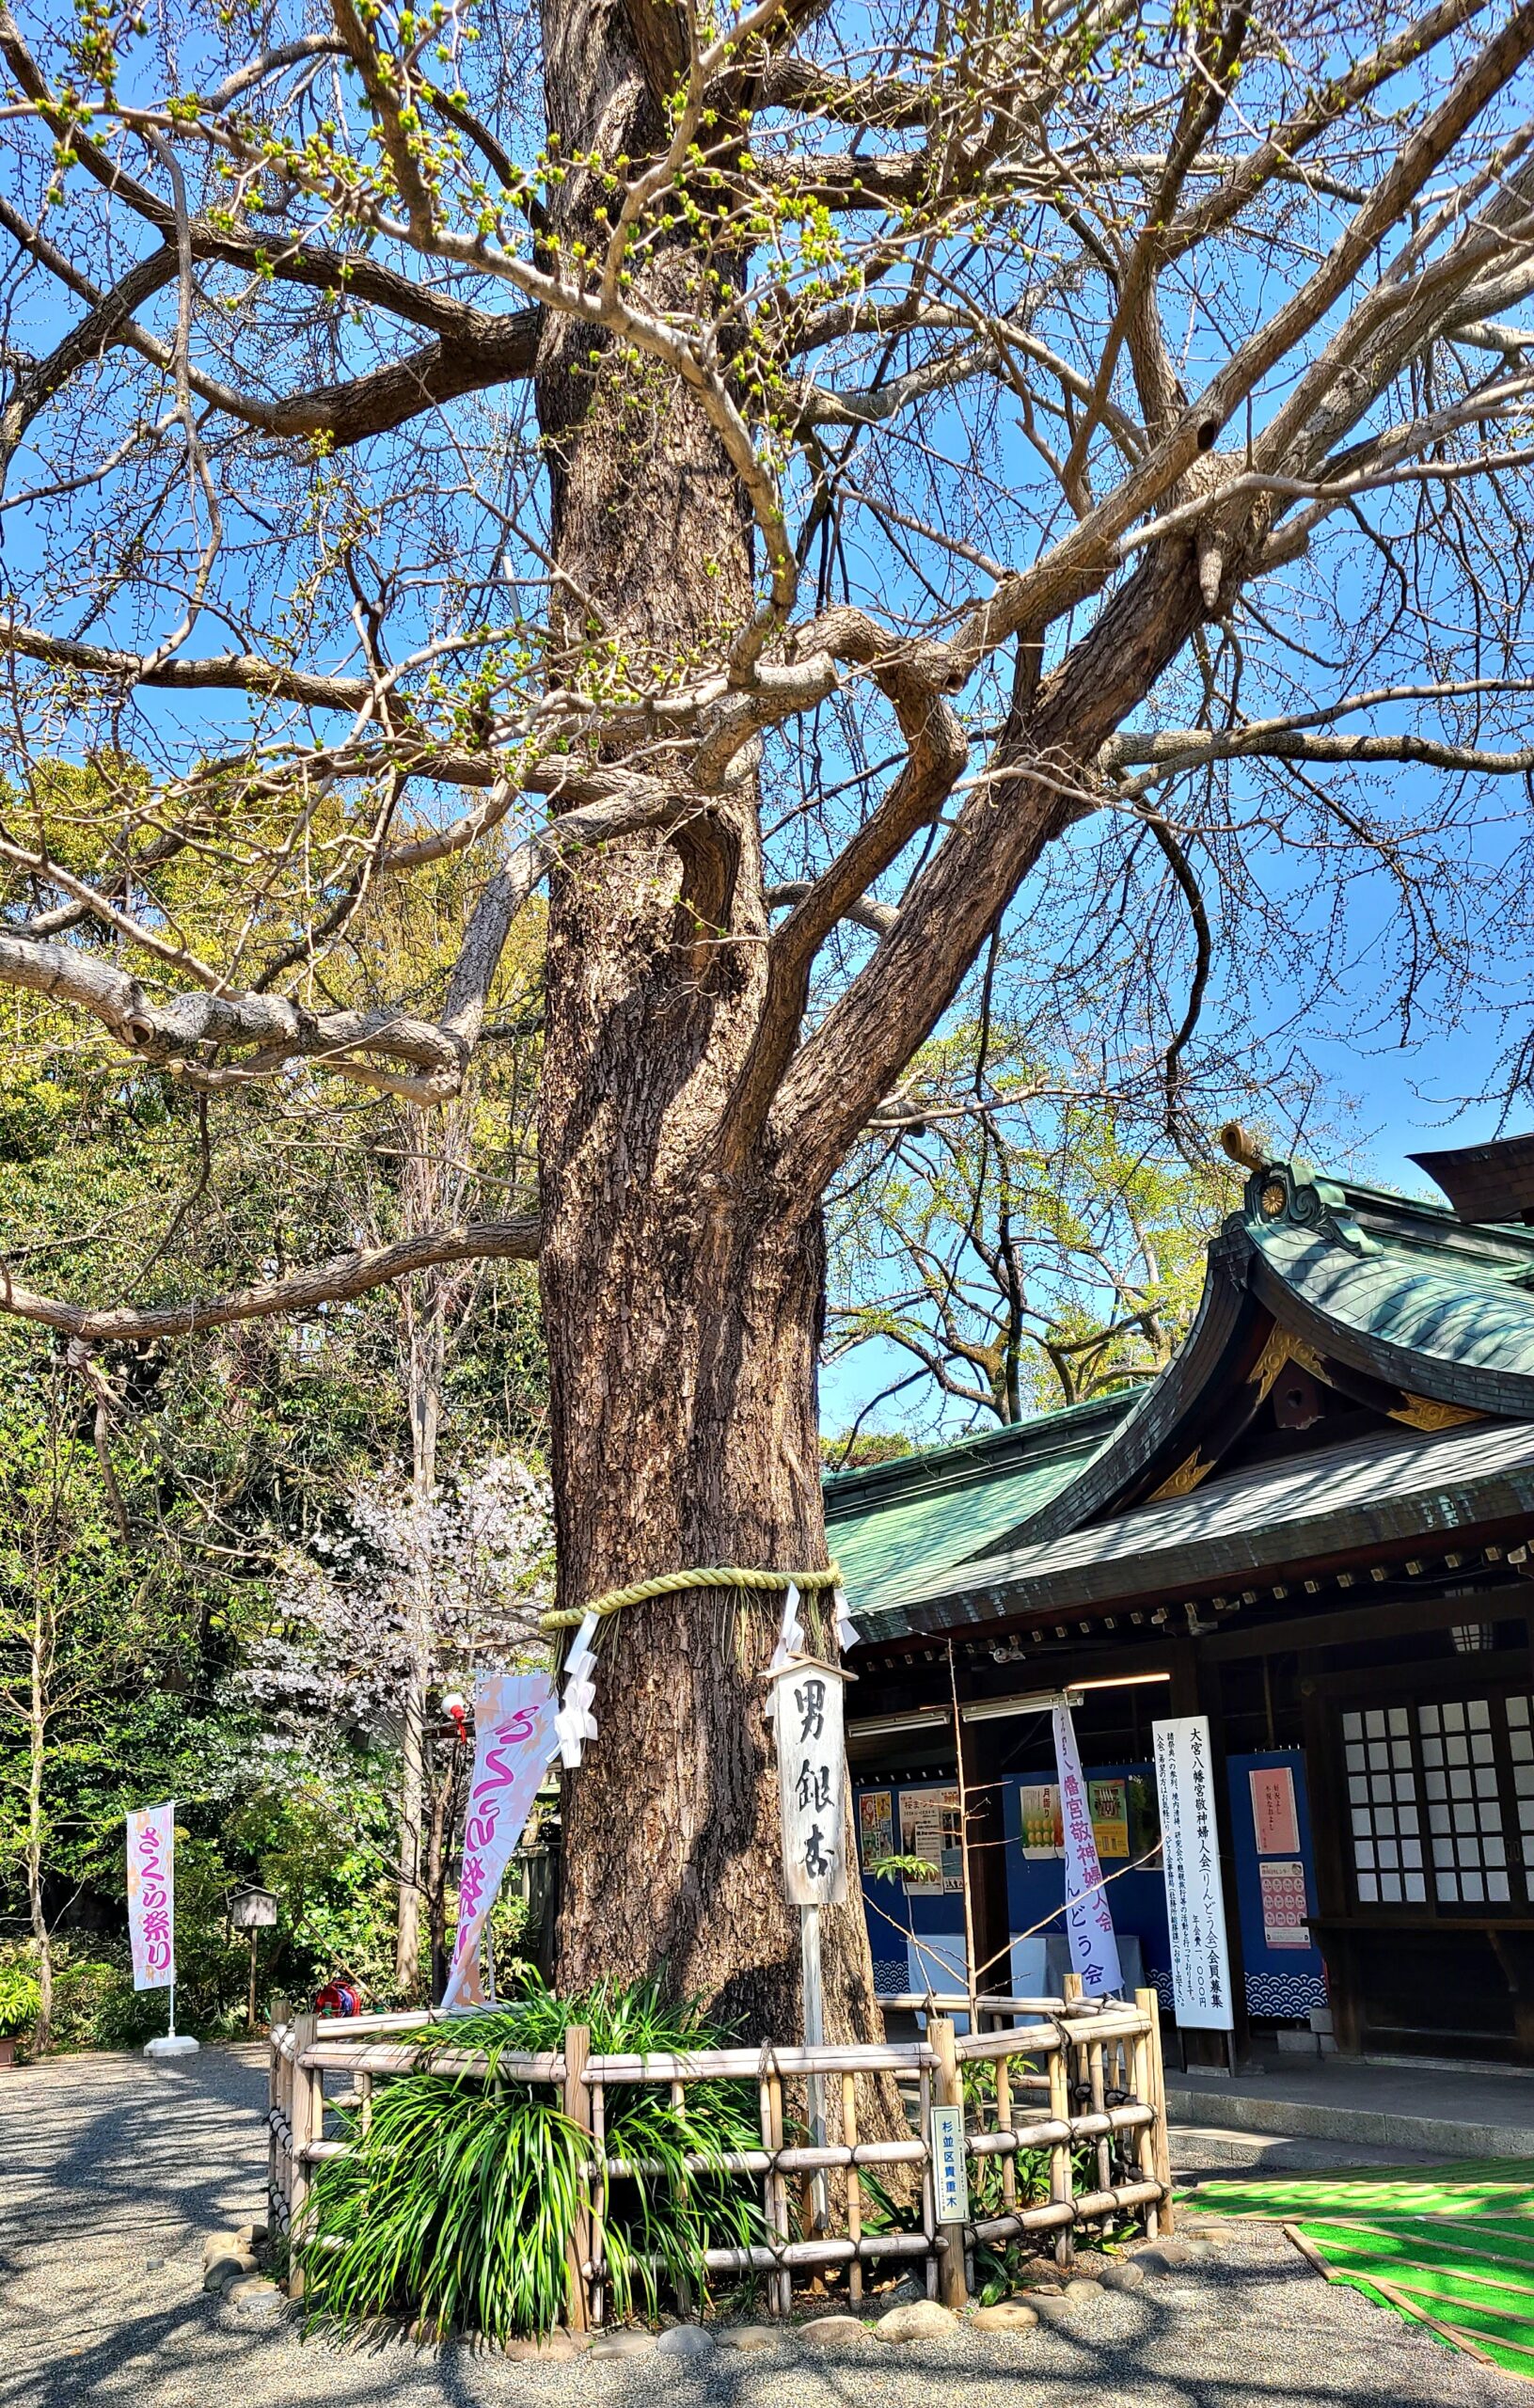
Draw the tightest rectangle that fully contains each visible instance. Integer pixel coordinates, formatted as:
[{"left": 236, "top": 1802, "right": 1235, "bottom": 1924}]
[
  {"left": 127, "top": 1802, "right": 175, "bottom": 1992},
  {"left": 441, "top": 1671, "right": 558, "bottom": 2012},
  {"left": 1052, "top": 1705, "right": 1123, "bottom": 1996}
]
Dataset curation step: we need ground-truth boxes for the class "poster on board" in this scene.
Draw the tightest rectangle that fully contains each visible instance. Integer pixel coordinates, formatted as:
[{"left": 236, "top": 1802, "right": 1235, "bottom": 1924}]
[
  {"left": 1090, "top": 1779, "right": 1130, "bottom": 1858},
  {"left": 1259, "top": 1859, "right": 1312, "bottom": 1949},
  {"left": 1152, "top": 1715, "right": 1234, "bottom": 2030},
  {"left": 858, "top": 1789, "right": 894, "bottom": 1869},
  {"left": 1250, "top": 1764, "right": 1301, "bottom": 1856},
  {"left": 1019, "top": 1783, "right": 1062, "bottom": 1857},
  {"left": 898, "top": 1786, "right": 963, "bottom": 1893}
]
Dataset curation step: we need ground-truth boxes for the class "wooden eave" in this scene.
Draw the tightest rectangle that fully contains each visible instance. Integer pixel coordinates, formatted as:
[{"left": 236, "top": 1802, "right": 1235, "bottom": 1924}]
[{"left": 849, "top": 1417, "right": 1534, "bottom": 1650}]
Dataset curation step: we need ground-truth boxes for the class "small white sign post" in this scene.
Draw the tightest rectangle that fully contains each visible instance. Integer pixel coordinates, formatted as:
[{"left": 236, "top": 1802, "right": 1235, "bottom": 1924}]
[
  {"left": 767, "top": 1654, "right": 852, "bottom": 2228},
  {"left": 930, "top": 2100, "right": 970, "bottom": 2223},
  {"left": 1152, "top": 1715, "right": 1235, "bottom": 2036}
]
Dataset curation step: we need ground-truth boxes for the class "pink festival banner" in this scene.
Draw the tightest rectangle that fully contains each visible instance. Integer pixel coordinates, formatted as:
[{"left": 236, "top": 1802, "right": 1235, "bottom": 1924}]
[
  {"left": 127, "top": 1802, "right": 175, "bottom": 1992},
  {"left": 1052, "top": 1705, "right": 1124, "bottom": 1996},
  {"left": 441, "top": 1671, "right": 558, "bottom": 2012}
]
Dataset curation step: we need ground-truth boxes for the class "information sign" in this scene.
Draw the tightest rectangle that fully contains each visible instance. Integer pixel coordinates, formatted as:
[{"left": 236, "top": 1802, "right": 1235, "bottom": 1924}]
[{"left": 1152, "top": 1715, "right": 1234, "bottom": 2031}]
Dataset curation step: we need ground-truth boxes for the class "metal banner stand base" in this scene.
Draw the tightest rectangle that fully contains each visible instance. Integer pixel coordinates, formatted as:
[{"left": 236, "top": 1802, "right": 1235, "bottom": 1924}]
[{"left": 146, "top": 1984, "right": 198, "bottom": 2056}]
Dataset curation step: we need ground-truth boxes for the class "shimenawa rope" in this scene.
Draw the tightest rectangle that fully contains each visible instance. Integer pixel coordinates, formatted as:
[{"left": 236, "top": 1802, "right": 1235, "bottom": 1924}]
[{"left": 540, "top": 1560, "right": 844, "bottom": 1634}]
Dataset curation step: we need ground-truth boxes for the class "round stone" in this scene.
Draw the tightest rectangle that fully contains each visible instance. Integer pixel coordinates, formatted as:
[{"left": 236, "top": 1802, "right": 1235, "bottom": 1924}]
[
  {"left": 971, "top": 2300, "right": 1038, "bottom": 2332},
  {"left": 1027, "top": 2293, "right": 1081, "bottom": 2325},
  {"left": 203, "top": 2253, "right": 254, "bottom": 2294},
  {"left": 717, "top": 2323, "right": 777, "bottom": 2351},
  {"left": 656, "top": 2324, "right": 715, "bottom": 2358},
  {"left": 229, "top": 2278, "right": 284, "bottom": 2317},
  {"left": 591, "top": 2328, "right": 657, "bottom": 2358},
  {"left": 201, "top": 2233, "right": 247, "bottom": 2271},
  {"left": 876, "top": 2299, "right": 959, "bottom": 2342},
  {"left": 1133, "top": 2239, "right": 1201, "bottom": 2274},
  {"left": 800, "top": 2313, "right": 873, "bottom": 2345},
  {"left": 1099, "top": 2259, "right": 1147, "bottom": 2291}
]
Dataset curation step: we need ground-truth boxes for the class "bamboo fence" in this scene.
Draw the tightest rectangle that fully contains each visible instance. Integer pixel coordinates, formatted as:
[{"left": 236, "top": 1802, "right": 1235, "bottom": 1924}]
[{"left": 266, "top": 1984, "right": 1174, "bottom": 2327}]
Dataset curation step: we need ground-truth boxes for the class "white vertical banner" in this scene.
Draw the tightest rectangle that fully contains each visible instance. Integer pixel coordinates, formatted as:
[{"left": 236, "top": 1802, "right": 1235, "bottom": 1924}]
[
  {"left": 769, "top": 1657, "right": 850, "bottom": 1906},
  {"left": 1052, "top": 1705, "right": 1123, "bottom": 1995},
  {"left": 127, "top": 1803, "right": 175, "bottom": 1992},
  {"left": 1152, "top": 1715, "right": 1234, "bottom": 2031},
  {"left": 441, "top": 1671, "right": 559, "bottom": 2012}
]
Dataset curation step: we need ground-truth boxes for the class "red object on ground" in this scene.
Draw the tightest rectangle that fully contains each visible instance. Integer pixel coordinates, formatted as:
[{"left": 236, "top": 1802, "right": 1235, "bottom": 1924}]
[{"left": 314, "top": 1980, "right": 361, "bottom": 2019}]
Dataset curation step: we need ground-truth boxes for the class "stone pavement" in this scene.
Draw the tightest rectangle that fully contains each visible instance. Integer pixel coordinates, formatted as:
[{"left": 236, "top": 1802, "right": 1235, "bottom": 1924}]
[
  {"left": 0, "top": 2041, "right": 1527, "bottom": 2408},
  {"left": 1167, "top": 2055, "right": 1534, "bottom": 2162}
]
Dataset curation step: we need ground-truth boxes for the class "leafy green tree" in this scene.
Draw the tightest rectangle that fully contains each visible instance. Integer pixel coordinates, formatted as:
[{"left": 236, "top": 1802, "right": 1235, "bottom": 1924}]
[{"left": 826, "top": 1029, "right": 1239, "bottom": 1437}]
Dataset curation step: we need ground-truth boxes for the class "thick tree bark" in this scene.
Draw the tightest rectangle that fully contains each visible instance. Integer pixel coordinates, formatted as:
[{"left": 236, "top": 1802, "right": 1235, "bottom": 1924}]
[{"left": 536, "top": 0, "right": 883, "bottom": 2042}]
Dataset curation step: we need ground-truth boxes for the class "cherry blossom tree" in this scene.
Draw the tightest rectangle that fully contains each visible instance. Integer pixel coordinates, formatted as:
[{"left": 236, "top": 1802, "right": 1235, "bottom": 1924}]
[{"left": 242, "top": 1452, "right": 553, "bottom": 1990}]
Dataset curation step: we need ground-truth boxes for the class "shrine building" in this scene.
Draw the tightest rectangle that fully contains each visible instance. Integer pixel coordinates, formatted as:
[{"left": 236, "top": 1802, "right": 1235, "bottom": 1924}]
[{"left": 830, "top": 1141, "right": 1534, "bottom": 2066}]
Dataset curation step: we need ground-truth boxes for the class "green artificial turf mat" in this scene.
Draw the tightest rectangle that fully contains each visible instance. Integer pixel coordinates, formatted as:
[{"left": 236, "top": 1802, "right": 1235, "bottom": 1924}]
[{"left": 1182, "top": 2162, "right": 1534, "bottom": 2375}]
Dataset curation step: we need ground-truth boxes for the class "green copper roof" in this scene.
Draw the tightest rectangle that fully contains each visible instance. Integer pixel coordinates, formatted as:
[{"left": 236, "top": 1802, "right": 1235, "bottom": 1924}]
[
  {"left": 1245, "top": 1162, "right": 1534, "bottom": 1410},
  {"left": 853, "top": 1415, "right": 1534, "bottom": 1645},
  {"left": 824, "top": 1393, "right": 1131, "bottom": 1617},
  {"left": 829, "top": 1151, "right": 1534, "bottom": 1646}
]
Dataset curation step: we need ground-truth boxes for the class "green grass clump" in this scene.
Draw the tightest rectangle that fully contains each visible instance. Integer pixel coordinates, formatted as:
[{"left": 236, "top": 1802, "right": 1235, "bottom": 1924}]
[{"left": 295, "top": 1975, "right": 763, "bottom": 2341}]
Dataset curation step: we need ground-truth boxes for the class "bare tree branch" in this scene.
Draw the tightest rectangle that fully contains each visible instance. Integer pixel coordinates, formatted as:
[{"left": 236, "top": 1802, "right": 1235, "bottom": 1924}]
[{"left": 0, "top": 1218, "right": 540, "bottom": 1341}]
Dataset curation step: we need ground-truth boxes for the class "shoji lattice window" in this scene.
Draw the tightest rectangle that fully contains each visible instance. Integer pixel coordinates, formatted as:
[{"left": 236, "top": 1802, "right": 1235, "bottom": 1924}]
[
  {"left": 1505, "top": 1695, "right": 1534, "bottom": 1897},
  {"left": 1343, "top": 1706, "right": 1426, "bottom": 1905},
  {"left": 1419, "top": 1699, "right": 1510, "bottom": 1906}
]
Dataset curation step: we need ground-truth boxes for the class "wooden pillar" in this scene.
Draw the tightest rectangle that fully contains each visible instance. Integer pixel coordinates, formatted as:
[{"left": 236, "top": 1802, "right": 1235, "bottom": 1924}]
[
  {"left": 927, "top": 2017, "right": 970, "bottom": 2311},
  {"left": 1299, "top": 1650, "right": 1359, "bottom": 2052},
  {"left": 1136, "top": 1986, "right": 1175, "bottom": 2236},
  {"left": 286, "top": 2011, "right": 320, "bottom": 2300},
  {"left": 842, "top": 2071, "right": 863, "bottom": 2305},
  {"left": 561, "top": 2025, "right": 593, "bottom": 2333},
  {"left": 958, "top": 1714, "right": 1011, "bottom": 2014}
]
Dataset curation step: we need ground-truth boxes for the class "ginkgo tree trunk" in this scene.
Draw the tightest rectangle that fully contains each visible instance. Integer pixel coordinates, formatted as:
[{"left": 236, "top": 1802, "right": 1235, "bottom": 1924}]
[{"left": 3, "top": 0, "right": 1534, "bottom": 2038}]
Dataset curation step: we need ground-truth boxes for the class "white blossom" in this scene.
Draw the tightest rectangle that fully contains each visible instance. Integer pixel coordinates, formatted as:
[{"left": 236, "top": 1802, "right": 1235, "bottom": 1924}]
[{"left": 241, "top": 1452, "right": 555, "bottom": 1741}]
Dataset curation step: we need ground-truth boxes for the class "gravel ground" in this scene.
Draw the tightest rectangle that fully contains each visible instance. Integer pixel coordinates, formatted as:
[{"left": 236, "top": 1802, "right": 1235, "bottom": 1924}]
[{"left": 1, "top": 2042, "right": 1528, "bottom": 2408}]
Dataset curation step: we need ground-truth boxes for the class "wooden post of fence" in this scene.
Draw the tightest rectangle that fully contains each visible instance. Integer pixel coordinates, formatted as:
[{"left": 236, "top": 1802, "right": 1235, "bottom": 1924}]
[
  {"left": 1130, "top": 1996, "right": 1160, "bottom": 2241},
  {"left": 669, "top": 2079, "right": 694, "bottom": 2321},
  {"left": 917, "top": 2054, "right": 938, "bottom": 2299},
  {"left": 1046, "top": 2015, "right": 1074, "bottom": 2272},
  {"left": 1136, "top": 1987, "right": 1175, "bottom": 2236},
  {"left": 995, "top": 2049, "right": 1017, "bottom": 2216},
  {"left": 842, "top": 2071, "right": 862, "bottom": 2306},
  {"left": 286, "top": 2011, "right": 320, "bottom": 2301},
  {"left": 1087, "top": 2036, "right": 1112, "bottom": 2195},
  {"left": 766, "top": 2065, "right": 791, "bottom": 2318},
  {"left": 590, "top": 2069, "right": 608, "bottom": 2330},
  {"left": 265, "top": 2015, "right": 280, "bottom": 2238},
  {"left": 269, "top": 1994, "right": 290, "bottom": 2239},
  {"left": 927, "top": 2017, "right": 970, "bottom": 2312},
  {"left": 562, "top": 2024, "right": 593, "bottom": 2334}
]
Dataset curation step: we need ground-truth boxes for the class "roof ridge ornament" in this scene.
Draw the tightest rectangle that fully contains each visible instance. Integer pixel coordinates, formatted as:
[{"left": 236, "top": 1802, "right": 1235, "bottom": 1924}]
[{"left": 1246, "top": 1159, "right": 1380, "bottom": 1258}]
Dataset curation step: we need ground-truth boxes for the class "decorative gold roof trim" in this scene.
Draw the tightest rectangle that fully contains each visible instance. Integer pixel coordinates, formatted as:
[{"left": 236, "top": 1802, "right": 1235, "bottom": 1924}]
[{"left": 1390, "top": 1394, "right": 1484, "bottom": 1433}]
